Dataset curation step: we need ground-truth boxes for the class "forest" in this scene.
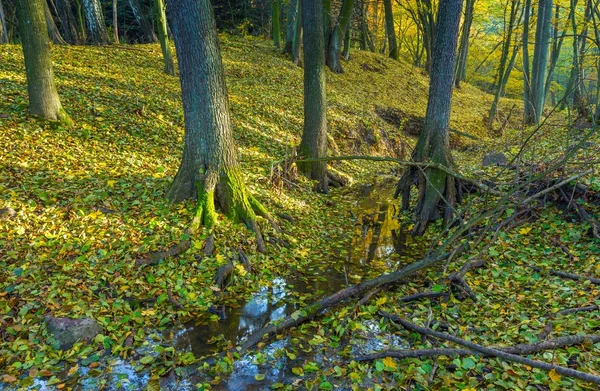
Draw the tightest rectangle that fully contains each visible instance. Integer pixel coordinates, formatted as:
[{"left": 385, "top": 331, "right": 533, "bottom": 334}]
[{"left": 1, "top": 0, "right": 600, "bottom": 389}]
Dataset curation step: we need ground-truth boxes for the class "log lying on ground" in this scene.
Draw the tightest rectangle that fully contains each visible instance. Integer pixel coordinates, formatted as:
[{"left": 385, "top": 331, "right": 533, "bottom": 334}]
[
  {"left": 378, "top": 311, "right": 600, "bottom": 385},
  {"left": 135, "top": 240, "right": 191, "bottom": 267},
  {"left": 527, "top": 265, "right": 600, "bottom": 285},
  {"left": 356, "top": 333, "right": 600, "bottom": 361},
  {"left": 237, "top": 251, "right": 453, "bottom": 353},
  {"left": 558, "top": 305, "right": 599, "bottom": 316}
]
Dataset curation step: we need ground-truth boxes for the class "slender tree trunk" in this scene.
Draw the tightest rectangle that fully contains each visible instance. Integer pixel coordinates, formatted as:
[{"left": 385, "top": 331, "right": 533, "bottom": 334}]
[
  {"left": 343, "top": 19, "right": 351, "bottom": 60},
  {"left": 522, "top": 0, "right": 535, "bottom": 124},
  {"left": 326, "top": 0, "right": 355, "bottom": 72},
  {"left": 112, "top": 0, "right": 118, "bottom": 43},
  {"left": 530, "top": 0, "right": 553, "bottom": 124},
  {"left": 292, "top": 0, "right": 302, "bottom": 65},
  {"left": 298, "top": 0, "right": 328, "bottom": 192},
  {"left": 43, "top": 0, "right": 66, "bottom": 44},
  {"left": 155, "top": 0, "right": 174, "bottom": 75},
  {"left": 544, "top": 4, "right": 565, "bottom": 100},
  {"left": 285, "top": 0, "right": 298, "bottom": 54},
  {"left": 0, "top": 0, "right": 7, "bottom": 43},
  {"left": 323, "top": 0, "right": 331, "bottom": 47},
  {"left": 16, "top": 0, "right": 70, "bottom": 122},
  {"left": 82, "top": 0, "right": 108, "bottom": 44},
  {"left": 55, "top": 0, "right": 81, "bottom": 44},
  {"left": 383, "top": 0, "right": 398, "bottom": 60},
  {"left": 129, "top": 0, "right": 157, "bottom": 43},
  {"left": 272, "top": 0, "right": 281, "bottom": 48},
  {"left": 166, "top": 0, "right": 269, "bottom": 248},
  {"left": 454, "top": 0, "right": 475, "bottom": 87},
  {"left": 395, "top": 0, "right": 463, "bottom": 235}
]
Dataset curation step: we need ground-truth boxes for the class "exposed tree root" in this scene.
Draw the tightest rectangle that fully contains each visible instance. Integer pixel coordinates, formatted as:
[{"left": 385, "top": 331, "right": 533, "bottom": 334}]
[
  {"left": 378, "top": 311, "right": 600, "bottom": 385},
  {"left": 135, "top": 240, "right": 191, "bottom": 267},
  {"left": 214, "top": 261, "right": 234, "bottom": 290},
  {"left": 203, "top": 233, "right": 215, "bottom": 256}
]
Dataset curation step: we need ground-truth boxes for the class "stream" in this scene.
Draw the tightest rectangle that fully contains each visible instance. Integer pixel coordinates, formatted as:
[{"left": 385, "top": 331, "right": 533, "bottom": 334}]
[{"left": 1, "top": 182, "right": 424, "bottom": 391}]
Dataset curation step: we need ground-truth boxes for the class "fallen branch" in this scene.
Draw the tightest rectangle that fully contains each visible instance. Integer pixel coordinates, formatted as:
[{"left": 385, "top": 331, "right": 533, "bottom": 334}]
[
  {"left": 521, "top": 170, "right": 593, "bottom": 205},
  {"left": 237, "top": 251, "right": 454, "bottom": 353},
  {"left": 135, "top": 240, "right": 191, "bottom": 267},
  {"left": 527, "top": 265, "right": 600, "bottom": 285},
  {"left": 398, "top": 291, "right": 449, "bottom": 303},
  {"left": 379, "top": 311, "right": 600, "bottom": 385},
  {"left": 356, "top": 333, "right": 600, "bottom": 361},
  {"left": 558, "top": 305, "right": 599, "bottom": 316}
]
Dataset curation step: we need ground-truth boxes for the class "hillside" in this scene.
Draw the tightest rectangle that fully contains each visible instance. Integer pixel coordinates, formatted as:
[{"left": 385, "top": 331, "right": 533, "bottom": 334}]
[{"left": 2, "top": 36, "right": 599, "bottom": 391}]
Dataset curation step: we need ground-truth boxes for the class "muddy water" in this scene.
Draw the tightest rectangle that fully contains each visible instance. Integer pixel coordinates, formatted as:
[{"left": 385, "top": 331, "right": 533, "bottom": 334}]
[{"left": 2, "top": 183, "right": 421, "bottom": 391}]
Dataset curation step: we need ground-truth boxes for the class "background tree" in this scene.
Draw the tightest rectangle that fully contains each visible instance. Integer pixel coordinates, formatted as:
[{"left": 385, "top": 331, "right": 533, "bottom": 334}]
[
  {"left": 326, "top": 0, "right": 356, "bottom": 72},
  {"left": 298, "top": 0, "right": 328, "bottom": 191},
  {"left": 383, "top": 0, "right": 398, "bottom": 60},
  {"left": 129, "top": 0, "right": 157, "bottom": 42},
  {"left": 16, "top": 0, "right": 70, "bottom": 122},
  {"left": 0, "top": 0, "right": 7, "bottom": 43},
  {"left": 166, "top": 0, "right": 270, "bottom": 250},
  {"left": 529, "top": 0, "right": 553, "bottom": 124},
  {"left": 522, "top": 0, "right": 534, "bottom": 123},
  {"left": 292, "top": 0, "right": 302, "bottom": 65},
  {"left": 455, "top": 0, "right": 476, "bottom": 87},
  {"left": 272, "top": 0, "right": 280, "bottom": 47},
  {"left": 113, "top": 0, "right": 119, "bottom": 43},
  {"left": 43, "top": 0, "right": 66, "bottom": 44},
  {"left": 82, "top": 0, "right": 109, "bottom": 44},
  {"left": 155, "top": 0, "right": 174, "bottom": 75},
  {"left": 285, "top": 0, "right": 299, "bottom": 54},
  {"left": 395, "top": 0, "right": 463, "bottom": 235}
]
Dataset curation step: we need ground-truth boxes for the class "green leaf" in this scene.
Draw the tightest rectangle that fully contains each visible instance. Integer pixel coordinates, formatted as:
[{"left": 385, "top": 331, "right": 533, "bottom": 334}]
[{"left": 140, "top": 355, "right": 154, "bottom": 365}]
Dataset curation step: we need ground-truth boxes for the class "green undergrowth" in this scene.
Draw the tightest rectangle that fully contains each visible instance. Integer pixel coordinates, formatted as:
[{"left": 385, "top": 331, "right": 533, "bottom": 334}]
[{"left": 0, "top": 36, "right": 599, "bottom": 390}]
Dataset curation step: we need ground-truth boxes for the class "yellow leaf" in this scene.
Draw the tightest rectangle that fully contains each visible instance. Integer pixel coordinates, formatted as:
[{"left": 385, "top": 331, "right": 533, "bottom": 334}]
[
  {"left": 549, "top": 369, "right": 561, "bottom": 382},
  {"left": 107, "top": 180, "right": 117, "bottom": 188},
  {"left": 235, "top": 263, "right": 248, "bottom": 277},
  {"left": 67, "top": 364, "right": 79, "bottom": 376},
  {"left": 382, "top": 356, "right": 397, "bottom": 370},
  {"left": 519, "top": 227, "right": 532, "bottom": 235},
  {"left": 463, "top": 388, "right": 477, "bottom": 391},
  {"left": 188, "top": 292, "right": 197, "bottom": 301},
  {"left": 375, "top": 297, "right": 387, "bottom": 306}
]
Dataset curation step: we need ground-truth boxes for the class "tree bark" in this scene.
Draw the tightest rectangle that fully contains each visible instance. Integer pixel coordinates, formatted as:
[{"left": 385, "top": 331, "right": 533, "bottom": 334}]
[
  {"left": 272, "top": 0, "right": 281, "bottom": 48},
  {"left": 166, "top": 0, "right": 269, "bottom": 250},
  {"left": 82, "top": 0, "right": 108, "bottom": 44},
  {"left": 299, "top": 0, "right": 328, "bottom": 192},
  {"left": 383, "top": 0, "right": 398, "bottom": 60},
  {"left": 43, "top": 0, "right": 66, "bottom": 44},
  {"left": 522, "top": 0, "right": 534, "bottom": 124},
  {"left": 16, "top": 0, "right": 70, "bottom": 122},
  {"left": 454, "top": 0, "right": 475, "bottom": 87},
  {"left": 0, "top": 0, "right": 8, "bottom": 43},
  {"left": 155, "top": 0, "right": 174, "bottom": 75},
  {"left": 326, "top": 0, "right": 355, "bottom": 72},
  {"left": 112, "top": 0, "right": 118, "bottom": 43},
  {"left": 395, "top": 0, "right": 463, "bottom": 235},
  {"left": 530, "top": 0, "right": 553, "bottom": 124},
  {"left": 292, "top": 0, "right": 302, "bottom": 65},
  {"left": 285, "top": 0, "right": 298, "bottom": 54},
  {"left": 55, "top": 0, "right": 82, "bottom": 44},
  {"left": 129, "top": 0, "right": 157, "bottom": 43}
]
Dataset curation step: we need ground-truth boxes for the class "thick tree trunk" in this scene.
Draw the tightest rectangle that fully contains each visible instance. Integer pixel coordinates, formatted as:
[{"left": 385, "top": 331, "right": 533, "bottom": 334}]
[
  {"left": 155, "top": 0, "right": 174, "bottom": 75},
  {"left": 530, "top": 0, "right": 553, "bottom": 124},
  {"left": 285, "top": 0, "right": 298, "bottom": 54},
  {"left": 272, "top": 0, "right": 281, "bottom": 48},
  {"left": 43, "top": 0, "right": 66, "bottom": 44},
  {"left": 383, "top": 0, "right": 398, "bottom": 60},
  {"left": 16, "top": 0, "right": 70, "bottom": 122},
  {"left": 454, "top": 0, "right": 475, "bottom": 87},
  {"left": 166, "top": 0, "right": 269, "bottom": 248},
  {"left": 129, "top": 0, "right": 157, "bottom": 43},
  {"left": 326, "top": 0, "right": 354, "bottom": 72},
  {"left": 112, "top": 0, "right": 118, "bottom": 43},
  {"left": 0, "top": 0, "right": 7, "bottom": 43},
  {"left": 82, "top": 0, "right": 108, "bottom": 44},
  {"left": 298, "top": 0, "right": 328, "bottom": 192},
  {"left": 395, "top": 0, "right": 463, "bottom": 235}
]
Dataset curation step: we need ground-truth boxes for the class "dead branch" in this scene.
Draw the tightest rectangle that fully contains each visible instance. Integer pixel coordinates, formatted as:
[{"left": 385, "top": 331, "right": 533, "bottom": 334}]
[
  {"left": 135, "top": 240, "right": 191, "bottom": 267},
  {"left": 167, "top": 289, "right": 184, "bottom": 309},
  {"left": 558, "top": 305, "right": 599, "bottom": 316},
  {"left": 398, "top": 291, "right": 449, "bottom": 303},
  {"left": 379, "top": 311, "right": 600, "bottom": 385},
  {"left": 527, "top": 265, "right": 600, "bottom": 285}
]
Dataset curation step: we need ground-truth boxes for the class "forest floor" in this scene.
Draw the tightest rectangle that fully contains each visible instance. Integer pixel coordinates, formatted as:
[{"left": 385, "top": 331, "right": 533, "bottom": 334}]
[{"left": 1, "top": 36, "right": 599, "bottom": 391}]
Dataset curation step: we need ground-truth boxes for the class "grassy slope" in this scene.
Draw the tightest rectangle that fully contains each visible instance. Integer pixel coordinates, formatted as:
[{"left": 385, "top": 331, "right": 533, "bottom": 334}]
[{"left": 1, "top": 36, "right": 599, "bottom": 390}]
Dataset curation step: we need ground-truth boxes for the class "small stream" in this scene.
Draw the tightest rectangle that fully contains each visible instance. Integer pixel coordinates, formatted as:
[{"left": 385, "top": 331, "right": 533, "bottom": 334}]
[{"left": 1, "top": 182, "right": 422, "bottom": 391}]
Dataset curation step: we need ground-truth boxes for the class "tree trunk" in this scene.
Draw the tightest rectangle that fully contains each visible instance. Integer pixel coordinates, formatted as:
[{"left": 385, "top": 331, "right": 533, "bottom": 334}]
[
  {"left": 112, "top": 0, "right": 118, "bottom": 43},
  {"left": 454, "top": 0, "right": 475, "bottom": 87},
  {"left": 522, "top": 0, "right": 534, "bottom": 124},
  {"left": 292, "top": 0, "right": 302, "bottom": 65},
  {"left": 544, "top": 4, "right": 565, "bottom": 101},
  {"left": 383, "top": 0, "right": 398, "bottom": 60},
  {"left": 1, "top": 0, "right": 10, "bottom": 43},
  {"left": 272, "top": 0, "right": 281, "bottom": 48},
  {"left": 530, "top": 0, "right": 553, "bottom": 124},
  {"left": 298, "top": 0, "right": 328, "bottom": 192},
  {"left": 156, "top": 0, "right": 174, "bottom": 75},
  {"left": 129, "top": 0, "right": 157, "bottom": 43},
  {"left": 16, "top": 0, "right": 70, "bottom": 122},
  {"left": 55, "top": 0, "right": 82, "bottom": 44},
  {"left": 42, "top": 0, "right": 66, "bottom": 44},
  {"left": 395, "top": 0, "right": 463, "bottom": 235},
  {"left": 166, "top": 0, "right": 269, "bottom": 248},
  {"left": 285, "top": 0, "right": 298, "bottom": 54},
  {"left": 326, "top": 0, "right": 355, "bottom": 72},
  {"left": 343, "top": 20, "right": 350, "bottom": 60},
  {"left": 82, "top": 0, "right": 108, "bottom": 44}
]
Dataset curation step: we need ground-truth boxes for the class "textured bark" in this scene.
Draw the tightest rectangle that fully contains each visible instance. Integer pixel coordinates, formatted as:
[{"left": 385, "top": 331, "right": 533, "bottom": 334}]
[
  {"left": 129, "top": 0, "right": 157, "bottom": 43},
  {"left": 82, "top": 0, "right": 108, "bottom": 44},
  {"left": 166, "top": 0, "right": 268, "bottom": 249},
  {"left": 522, "top": 0, "right": 534, "bottom": 124},
  {"left": 326, "top": 0, "right": 355, "bottom": 72},
  {"left": 342, "top": 20, "right": 350, "bottom": 60},
  {"left": 272, "top": 0, "right": 280, "bottom": 48},
  {"left": 43, "top": 0, "right": 66, "bottom": 44},
  {"left": 155, "top": 0, "right": 174, "bottom": 75},
  {"left": 17, "top": 0, "right": 70, "bottom": 122},
  {"left": 563, "top": 0, "right": 591, "bottom": 116},
  {"left": 284, "top": 0, "right": 298, "bottom": 54},
  {"left": 530, "top": 0, "right": 553, "bottom": 124},
  {"left": 55, "top": 0, "right": 82, "bottom": 44},
  {"left": 454, "top": 0, "right": 475, "bottom": 87},
  {"left": 383, "top": 0, "right": 398, "bottom": 60},
  {"left": 291, "top": 0, "right": 302, "bottom": 65},
  {"left": 0, "top": 0, "right": 8, "bottom": 43},
  {"left": 112, "top": 0, "right": 118, "bottom": 43},
  {"left": 395, "top": 0, "right": 463, "bottom": 235},
  {"left": 299, "top": 0, "right": 328, "bottom": 192}
]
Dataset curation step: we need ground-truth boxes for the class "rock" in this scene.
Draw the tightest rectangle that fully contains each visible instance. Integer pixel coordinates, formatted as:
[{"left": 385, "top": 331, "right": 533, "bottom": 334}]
[
  {"left": 0, "top": 207, "right": 16, "bottom": 220},
  {"left": 482, "top": 152, "right": 507, "bottom": 167},
  {"left": 45, "top": 316, "right": 103, "bottom": 350}
]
